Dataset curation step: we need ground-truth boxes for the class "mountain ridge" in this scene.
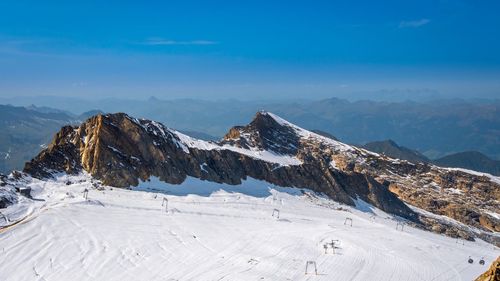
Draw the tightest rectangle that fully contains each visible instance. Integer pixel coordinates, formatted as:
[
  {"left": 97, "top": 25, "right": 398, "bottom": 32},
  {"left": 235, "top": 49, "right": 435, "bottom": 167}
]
[
  {"left": 24, "top": 112, "right": 415, "bottom": 221},
  {"left": 2, "top": 97, "right": 498, "bottom": 159},
  {"left": 435, "top": 151, "right": 500, "bottom": 176},
  {"left": 362, "top": 140, "right": 500, "bottom": 176},
  {"left": 20, "top": 111, "right": 500, "bottom": 244},
  {"left": 362, "top": 139, "right": 430, "bottom": 164}
]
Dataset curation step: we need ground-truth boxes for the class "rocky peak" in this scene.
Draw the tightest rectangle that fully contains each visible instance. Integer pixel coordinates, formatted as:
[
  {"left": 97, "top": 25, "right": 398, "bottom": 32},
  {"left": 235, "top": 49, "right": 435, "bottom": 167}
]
[
  {"left": 23, "top": 112, "right": 418, "bottom": 220},
  {"left": 221, "top": 111, "right": 300, "bottom": 155},
  {"left": 20, "top": 111, "right": 500, "bottom": 245},
  {"left": 25, "top": 113, "right": 193, "bottom": 186}
]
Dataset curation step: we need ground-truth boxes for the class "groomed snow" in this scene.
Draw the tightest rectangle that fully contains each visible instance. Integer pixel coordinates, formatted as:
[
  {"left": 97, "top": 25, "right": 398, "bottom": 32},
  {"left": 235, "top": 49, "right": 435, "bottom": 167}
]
[{"left": 1, "top": 174, "right": 497, "bottom": 281}]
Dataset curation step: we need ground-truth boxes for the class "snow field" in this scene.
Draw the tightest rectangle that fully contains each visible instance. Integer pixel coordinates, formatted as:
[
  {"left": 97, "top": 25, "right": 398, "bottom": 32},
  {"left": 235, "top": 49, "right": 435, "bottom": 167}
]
[{"left": 0, "top": 174, "right": 498, "bottom": 281}]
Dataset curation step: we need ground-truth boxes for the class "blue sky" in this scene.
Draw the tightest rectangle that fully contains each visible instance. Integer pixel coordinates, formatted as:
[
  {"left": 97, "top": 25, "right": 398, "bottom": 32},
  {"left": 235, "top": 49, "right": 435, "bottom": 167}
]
[{"left": 1, "top": 0, "right": 499, "bottom": 100}]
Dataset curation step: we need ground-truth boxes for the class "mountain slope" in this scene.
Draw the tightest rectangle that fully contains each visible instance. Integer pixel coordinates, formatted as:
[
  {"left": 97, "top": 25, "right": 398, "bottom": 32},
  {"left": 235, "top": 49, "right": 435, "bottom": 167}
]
[
  {"left": 435, "top": 151, "right": 500, "bottom": 176},
  {"left": 362, "top": 140, "right": 430, "bottom": 164},
  {"left": 0, "top": 104, "right": 105, "bottom": 174},
  {"left": 22, "top": 112, "right": 500, "bottom": 243},
  {"left": 0, "top": 173, "right": 497, "bottom": 281},
  {"left": 24, "top": 112, "right": 415, "bottom": 221},
  {"left": 4, "top": 97, "right": 499, "bottom": 159},
  {"left": 0, "top": 104, "right": 80, "bottom": 173},
  {"left": 310, "top": 129, "right": 339, "bottom": 141},
  {"left": 362, "top": 141, "right": 500, "bottom": 176}
]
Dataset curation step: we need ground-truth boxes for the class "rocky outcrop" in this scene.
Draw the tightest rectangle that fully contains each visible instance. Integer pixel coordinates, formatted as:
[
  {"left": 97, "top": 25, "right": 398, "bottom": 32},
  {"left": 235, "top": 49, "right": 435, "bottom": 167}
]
[
  {"left": 475, "top": 256, "right": 500, "bottom": 281},
  {"left": 221, "top": 111, "right": 300, "bottom": 155},
  {"left": 0, "top": 174, "right": 17, "bottom": 208},
  {"left": 24, "top": 112, "right": 417, "bottom": 221},
  {"left": 23, "top": 111, "right": 500, "bottom": 243}
]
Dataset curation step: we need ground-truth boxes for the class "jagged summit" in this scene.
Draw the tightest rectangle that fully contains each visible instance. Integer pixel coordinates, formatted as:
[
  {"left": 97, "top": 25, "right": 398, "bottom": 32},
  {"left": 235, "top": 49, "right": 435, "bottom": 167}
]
[
  {"left": 222, "top": 111, "right": 301, "bottom": 155},
  {"left": 222, "top": 111, "right": 355, "bottom": 157},
  {"left": 22, "top": 112, "right": 416, "bottom": 219}
]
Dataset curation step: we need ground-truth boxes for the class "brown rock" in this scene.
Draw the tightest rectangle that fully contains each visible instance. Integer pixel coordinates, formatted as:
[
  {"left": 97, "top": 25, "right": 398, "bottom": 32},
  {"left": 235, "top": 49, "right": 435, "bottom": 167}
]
[{"left": 475, "top": 256, "right": 500, "bottom": 281}]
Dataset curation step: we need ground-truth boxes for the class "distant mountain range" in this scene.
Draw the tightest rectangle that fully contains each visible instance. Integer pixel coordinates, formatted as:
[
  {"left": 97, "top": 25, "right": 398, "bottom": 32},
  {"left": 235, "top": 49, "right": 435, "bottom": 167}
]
[
  {"left": 1, "top": 96, "right": 498, "bottom": 160},
  {"left": 0, "top": 98, "right": 499, "bottom": 176},
  {"left": 362, "top": 140, "right": 430, "bottom": 164},
  {"left": 0, "top": 105, "right": 102, "bottom": 173},
  {"left": 362, "top": 140, "right": 500, "bottom": 176},
  {"left": 434, "top": 151, "right": 500, "bottom": 176}
]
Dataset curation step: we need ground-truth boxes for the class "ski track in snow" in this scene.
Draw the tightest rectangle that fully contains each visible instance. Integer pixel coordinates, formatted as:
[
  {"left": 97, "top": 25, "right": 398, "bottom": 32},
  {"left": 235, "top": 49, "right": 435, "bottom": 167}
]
[{"left": 0, "top": 174, "right": 498, "bottom": 281}]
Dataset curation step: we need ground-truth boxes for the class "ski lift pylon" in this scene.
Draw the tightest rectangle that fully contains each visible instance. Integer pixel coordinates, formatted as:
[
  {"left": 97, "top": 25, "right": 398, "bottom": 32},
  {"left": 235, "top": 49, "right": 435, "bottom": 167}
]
[{"left": 305, "top": 261, "right": 318, "bottom": 275}]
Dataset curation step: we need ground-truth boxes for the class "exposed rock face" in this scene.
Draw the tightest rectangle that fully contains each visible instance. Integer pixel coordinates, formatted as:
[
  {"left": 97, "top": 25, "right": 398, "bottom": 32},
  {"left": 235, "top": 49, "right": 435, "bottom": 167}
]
[
  {"left": 475, "top": 256, "right": 500, "bottom": 281},
  {"left": 24, "top": 112, "right": 415, "bottom": 220},
  {"left": 221, "top": 111, "right": 300, "bottom": 155},
  {"left": 23, "top": 111, "right": 500, "bottom": 244},
  {"left": 0, "top": 174, "right": 17, "bottom": 208}
]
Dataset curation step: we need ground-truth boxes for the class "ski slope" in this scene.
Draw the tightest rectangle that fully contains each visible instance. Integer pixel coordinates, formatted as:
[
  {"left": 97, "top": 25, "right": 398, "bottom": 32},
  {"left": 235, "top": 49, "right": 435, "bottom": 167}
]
[{"left": 0, "top": 174, "right": 498, "bottom": 281}]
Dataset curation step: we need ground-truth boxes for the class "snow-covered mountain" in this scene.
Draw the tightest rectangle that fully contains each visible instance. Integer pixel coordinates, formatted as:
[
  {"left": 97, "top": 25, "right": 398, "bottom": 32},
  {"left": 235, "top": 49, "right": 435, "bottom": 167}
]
[
  {"left": 0, "top": 111, "right": 499, "bottom": 280},
  {"left": 12, "top": 111, "right": 498, "bottom": 243},
  {"left": 21, "top": 111, "right": 412, "bottom": 218}
]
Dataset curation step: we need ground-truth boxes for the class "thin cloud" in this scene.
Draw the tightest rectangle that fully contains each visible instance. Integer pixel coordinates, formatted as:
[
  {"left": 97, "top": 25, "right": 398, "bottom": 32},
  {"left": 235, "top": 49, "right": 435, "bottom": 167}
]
[
  {"left": 399, "top": 19, "right": 430, "bottom": 28},
  {"left": 141, "top": 38, "right": 218, "bottom": 46}
]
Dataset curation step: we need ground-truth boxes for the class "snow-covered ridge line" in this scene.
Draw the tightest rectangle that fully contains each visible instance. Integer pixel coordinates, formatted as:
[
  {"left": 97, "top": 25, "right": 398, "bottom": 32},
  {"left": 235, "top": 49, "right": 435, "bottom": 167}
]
[
  {"left": 263, "top": 111, "right": 369, "bottom": 154},
  {"left": 127, "top": 112, "right": 500, "bottom": 183},
  {"left": 123, "top": 114, "right": 303, "bottom": 166},
  {"left": 173, "top": 129, "right": 303, "bottom": 166},
  {"left": 262, "top": 111, "right": 500, "bottom": 184}
]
